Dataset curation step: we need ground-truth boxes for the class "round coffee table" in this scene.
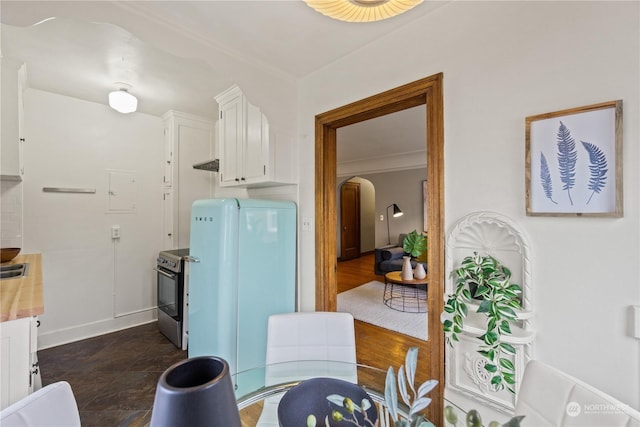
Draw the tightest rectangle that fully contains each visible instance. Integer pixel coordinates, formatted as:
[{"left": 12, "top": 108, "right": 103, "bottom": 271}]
[{"left": 383, "top": 271, "right": 428, "bottom": 313}]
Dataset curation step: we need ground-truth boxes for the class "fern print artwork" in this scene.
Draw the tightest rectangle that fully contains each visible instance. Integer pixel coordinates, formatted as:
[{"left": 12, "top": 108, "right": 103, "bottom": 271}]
[
  {"left": 538, "top": 122, "right": 609, "bottom": 206},
  {"left": 539, "top": 153, "right": 557, "bottom": 204},
  {"left": 527, "top": 102, "right": 619, "bottom": 216},
  {"left": 555, "top": 121, "right": 578, "bottom": 205},
  {"left": 581, "top": 141, "right": 608, "bottom": 204}
]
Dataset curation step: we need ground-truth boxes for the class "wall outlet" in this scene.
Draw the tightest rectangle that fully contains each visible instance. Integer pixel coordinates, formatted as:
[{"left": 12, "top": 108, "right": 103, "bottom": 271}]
[{"left": 111, "top": 225, "right": 121, "bottom": 239}]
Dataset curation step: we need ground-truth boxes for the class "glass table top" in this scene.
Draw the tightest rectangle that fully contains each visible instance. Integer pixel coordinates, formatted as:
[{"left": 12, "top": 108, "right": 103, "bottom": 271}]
[{"left": 231, "top": 360, "right": 463, "bottom": 426}]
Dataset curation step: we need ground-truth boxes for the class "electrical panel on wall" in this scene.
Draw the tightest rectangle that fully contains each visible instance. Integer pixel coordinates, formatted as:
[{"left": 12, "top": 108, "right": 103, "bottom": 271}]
[{"left": 106, "top": 170, "right": 137, "bottom": 213}]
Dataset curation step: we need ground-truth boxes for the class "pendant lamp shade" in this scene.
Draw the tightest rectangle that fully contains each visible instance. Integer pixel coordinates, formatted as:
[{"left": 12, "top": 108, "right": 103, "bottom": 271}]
[
  {"left": 108, "top": 88, "right": 137, "bottom": 114},
  {"left": 304, "top": 0, "right": 422, "bottom": 22}
]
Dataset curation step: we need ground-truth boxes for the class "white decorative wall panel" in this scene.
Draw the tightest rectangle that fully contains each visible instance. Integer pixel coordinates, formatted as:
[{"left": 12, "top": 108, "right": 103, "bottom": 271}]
[{"left": 445, "top": 211, "right": 536, "bottom": 413}]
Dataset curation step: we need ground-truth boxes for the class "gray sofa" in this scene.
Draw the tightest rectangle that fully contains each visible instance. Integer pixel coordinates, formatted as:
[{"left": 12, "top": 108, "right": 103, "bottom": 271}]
[{"left": 374, "top": 234, "right": 427, "bottom": 276}]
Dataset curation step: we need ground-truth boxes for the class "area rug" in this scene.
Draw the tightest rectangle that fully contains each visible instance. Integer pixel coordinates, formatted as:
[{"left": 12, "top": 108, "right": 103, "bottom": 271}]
[{"left": 337, "top": 281, "right": 427, "bottom": 340}]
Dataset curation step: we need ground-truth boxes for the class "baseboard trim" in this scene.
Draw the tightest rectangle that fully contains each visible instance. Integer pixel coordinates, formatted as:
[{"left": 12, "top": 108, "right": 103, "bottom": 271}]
[{"left": 38, "top": 308, "right": 158, "bottom": 350}]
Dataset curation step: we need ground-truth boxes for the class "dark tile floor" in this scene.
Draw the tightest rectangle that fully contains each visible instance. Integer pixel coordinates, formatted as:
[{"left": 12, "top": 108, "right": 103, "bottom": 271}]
[{"left": 38, "top": 322, "right": 187, "bottom": 427}]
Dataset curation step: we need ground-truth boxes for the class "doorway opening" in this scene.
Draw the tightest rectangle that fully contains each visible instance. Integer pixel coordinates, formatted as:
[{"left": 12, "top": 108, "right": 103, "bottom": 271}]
[{"left": 314, "top": 73, "right": 444, "bottom": 425}]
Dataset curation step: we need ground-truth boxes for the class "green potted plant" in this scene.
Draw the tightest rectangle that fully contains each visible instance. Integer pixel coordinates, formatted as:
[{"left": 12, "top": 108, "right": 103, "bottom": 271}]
[
  {"left": 402, "top": 230, "right": 427, "bottom": 258},
  {"left": 402, "top": 230, "right": 427, "bottom": 279},
  {"left": 442, "top": 252, "right": 523, "bottom": 393}
]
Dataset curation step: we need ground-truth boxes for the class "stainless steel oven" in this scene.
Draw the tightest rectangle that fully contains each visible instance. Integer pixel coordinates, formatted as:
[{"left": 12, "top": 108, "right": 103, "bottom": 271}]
[{"left": 155, "top": 248, "right": 189, "bottom": 349}]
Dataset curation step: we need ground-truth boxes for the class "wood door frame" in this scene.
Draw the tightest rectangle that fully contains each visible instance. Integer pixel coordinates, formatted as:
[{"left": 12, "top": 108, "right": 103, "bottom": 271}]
[{"left": 314, "top": 73, "right": 445, "bottom": 425}]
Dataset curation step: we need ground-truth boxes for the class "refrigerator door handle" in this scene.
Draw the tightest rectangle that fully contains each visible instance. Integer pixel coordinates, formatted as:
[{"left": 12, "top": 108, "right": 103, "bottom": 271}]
[{"left": 184, "top": 256, "right": 200, "bottom": 263}]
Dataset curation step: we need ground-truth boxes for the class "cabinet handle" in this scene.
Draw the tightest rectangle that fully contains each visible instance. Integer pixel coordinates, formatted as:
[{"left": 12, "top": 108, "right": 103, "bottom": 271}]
[
  {"left": 235, "top": 178, "right": 240, "bottom": 182},
  {"left": 20, "top": 138, "right": 25, "bottom": 142},
  {"left": 241, "top": 177, "right": 246, "bottom": 181}
]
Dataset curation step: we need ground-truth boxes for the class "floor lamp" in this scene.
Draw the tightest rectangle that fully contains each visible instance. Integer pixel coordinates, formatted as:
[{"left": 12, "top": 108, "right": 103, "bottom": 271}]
[{"left": 386, "top": 203, "right": 403, "bottom": 245}]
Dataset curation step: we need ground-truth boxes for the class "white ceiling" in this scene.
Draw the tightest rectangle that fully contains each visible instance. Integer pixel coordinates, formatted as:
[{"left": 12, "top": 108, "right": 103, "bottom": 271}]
[{"left": 0, "top": 0, "right": 442, "bottom": 165}]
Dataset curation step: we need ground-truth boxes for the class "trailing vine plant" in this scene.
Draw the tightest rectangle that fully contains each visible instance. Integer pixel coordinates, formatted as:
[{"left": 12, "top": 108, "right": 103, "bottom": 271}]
[{"left": 442, "top": 252, "right": 523, "bottom": 393}]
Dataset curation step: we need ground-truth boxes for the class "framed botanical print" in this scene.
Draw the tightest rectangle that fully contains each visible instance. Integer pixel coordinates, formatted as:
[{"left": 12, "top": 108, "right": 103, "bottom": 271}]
[{"left": 525, "top": 100, "right": 623, "bottom": 217}]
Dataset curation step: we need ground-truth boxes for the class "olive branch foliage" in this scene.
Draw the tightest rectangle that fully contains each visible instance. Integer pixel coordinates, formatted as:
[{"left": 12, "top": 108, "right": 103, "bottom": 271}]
[
  {"left": 443, "top": 253, "right": 522, "bottom": 393},
  {"left": 311, "top": 347, "right": 437, "bottom": 427},
  {"left": 384, "top": 347, "right": 438, "bottom": 427}
]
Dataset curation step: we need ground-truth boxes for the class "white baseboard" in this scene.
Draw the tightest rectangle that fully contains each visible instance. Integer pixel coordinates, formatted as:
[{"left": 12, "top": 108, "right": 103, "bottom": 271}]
[{"left": 37, "top": 308, "right": 158, "bottom": 350}]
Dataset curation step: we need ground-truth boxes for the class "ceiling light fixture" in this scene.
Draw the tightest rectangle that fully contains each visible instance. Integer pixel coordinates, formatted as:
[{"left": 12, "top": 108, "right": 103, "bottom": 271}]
[
  {"left": 304, "top": 0, "right": 422, "bottom": 23},
  {"left": 108, "top": 84, "right": 138, "bottom": 114}
]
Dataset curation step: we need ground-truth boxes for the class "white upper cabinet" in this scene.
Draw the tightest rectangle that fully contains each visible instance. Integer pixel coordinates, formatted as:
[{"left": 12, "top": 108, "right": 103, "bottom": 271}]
[
  {"left": 162, "top": 111, "right": 214, "bottom": 248},
  {"left": 215, "top": 85, "right": 291, "bottom": 188},
  {"left": 1, "top": 60, "right": 26, "bottom": 180}
]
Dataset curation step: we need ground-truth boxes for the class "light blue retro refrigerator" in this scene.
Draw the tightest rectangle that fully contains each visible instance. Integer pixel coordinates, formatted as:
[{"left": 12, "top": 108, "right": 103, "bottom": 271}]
[{"left": 187, "top": 198, "right": 296, "bottom": 384}]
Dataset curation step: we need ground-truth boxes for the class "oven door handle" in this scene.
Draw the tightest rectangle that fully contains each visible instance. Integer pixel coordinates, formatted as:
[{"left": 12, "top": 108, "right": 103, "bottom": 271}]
[{"left": 154, "top": 268, "right": 176, "bottom": 279}]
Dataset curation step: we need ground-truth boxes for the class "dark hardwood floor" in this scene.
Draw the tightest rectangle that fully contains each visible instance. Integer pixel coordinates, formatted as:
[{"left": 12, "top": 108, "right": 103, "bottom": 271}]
[
  {"left": 37, "top": 253, "right": 430, "bottom": 426},
  {"left": 38, "top": 323, "right": 186, "bottom": 426}
]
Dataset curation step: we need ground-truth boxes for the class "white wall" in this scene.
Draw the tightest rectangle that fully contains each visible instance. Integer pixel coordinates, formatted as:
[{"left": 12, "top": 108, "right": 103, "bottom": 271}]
[
  {"left": 298, "top": 0, "right": 639, "bottom": 411},
  {"left": 360, "top": 169, "right": 426, "bottom": 247},
  {"left": 22, "top": 88, "right": 165, "bottom": 347}
]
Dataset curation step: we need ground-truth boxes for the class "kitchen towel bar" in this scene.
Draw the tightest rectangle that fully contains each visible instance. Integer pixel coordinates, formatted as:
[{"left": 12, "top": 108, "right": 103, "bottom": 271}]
[{"left": 42, "top": 187, "right": 96, "bottom": 194}]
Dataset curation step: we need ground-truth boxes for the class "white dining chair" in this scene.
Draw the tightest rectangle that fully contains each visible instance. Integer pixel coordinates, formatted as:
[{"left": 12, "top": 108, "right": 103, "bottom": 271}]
[
  {"left": 256, "top": 311, "right": 357, "bottom": 427},
  {"left": 515, "top": 360, "right": 640, "bottom": 426},
  {"left": 265, "top": 311, "right": 357, "bottom": 364},
  {"left": 0, "top": 381, "right": 81, "bottom": 427}
]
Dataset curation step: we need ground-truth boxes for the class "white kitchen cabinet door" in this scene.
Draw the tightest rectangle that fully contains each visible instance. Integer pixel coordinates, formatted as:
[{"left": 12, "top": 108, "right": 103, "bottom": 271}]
[
  {"left": 1, "top": 60, "right": 25, "bottom": 180},
  {"left": 0, "top": 317, "right": 31, "bottom": 409},
  {"left": 215, "top": 85, "right": 291, "bottom": 188},
  {"left": 163, "top": 124, "right": 173, "bottom": 187},
  {"left": 162, "top": 111, "right": 214, "bottom": 247},
  {"left": 218, "top": 93, "right": 243, "bottom": 186},
  {"left": 243, "top": 103, "right": 267, "bottom": 183}
]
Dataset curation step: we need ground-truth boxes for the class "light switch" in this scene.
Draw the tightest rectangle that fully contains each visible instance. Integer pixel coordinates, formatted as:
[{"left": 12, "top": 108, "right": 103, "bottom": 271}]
[
  {"left": 111, "top": 225, "right": 121, "bottom": 239},
  {"left": 302, "top": 217, "right": 313, "bottom": 232}
]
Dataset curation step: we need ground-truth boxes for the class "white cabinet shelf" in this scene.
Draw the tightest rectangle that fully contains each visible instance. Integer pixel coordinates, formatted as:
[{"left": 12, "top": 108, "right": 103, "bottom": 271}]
[
  {"left": 215, "top": 85, "right": 292, "bottom": 188},
  {"left": 466, "top": 301, "right": 536, "bottom": 321},
  {"left": 460, "top": 311, "right": 536, "bottom": 345}
]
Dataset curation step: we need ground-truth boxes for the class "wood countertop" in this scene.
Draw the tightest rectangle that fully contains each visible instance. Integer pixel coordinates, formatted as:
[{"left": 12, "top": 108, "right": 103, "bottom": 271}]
[{"left": 0, "top": 253, "right": 44, "bottom": 322}]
